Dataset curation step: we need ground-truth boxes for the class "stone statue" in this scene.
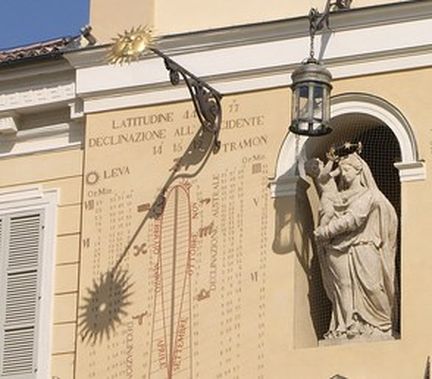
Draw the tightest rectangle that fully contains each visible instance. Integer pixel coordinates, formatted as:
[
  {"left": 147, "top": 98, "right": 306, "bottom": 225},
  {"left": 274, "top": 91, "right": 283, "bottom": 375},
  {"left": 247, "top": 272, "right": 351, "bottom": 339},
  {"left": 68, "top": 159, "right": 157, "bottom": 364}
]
[{"left": 306, "top": 146, "right": 398, "bottom": 342}]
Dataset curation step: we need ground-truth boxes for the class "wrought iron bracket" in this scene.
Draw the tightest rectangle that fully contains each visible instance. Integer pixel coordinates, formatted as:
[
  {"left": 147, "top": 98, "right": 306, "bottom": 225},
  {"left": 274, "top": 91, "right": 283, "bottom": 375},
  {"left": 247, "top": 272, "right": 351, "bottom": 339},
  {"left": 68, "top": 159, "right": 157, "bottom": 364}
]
[
  {"left": 309, "top": 0, "right": 352, "bottom": 37},
  {"left": 150, "top": 47, "right": 223, "bottom": 154},
  {"left": 307, "top": 0, "right": 352, "bottom": 59}
]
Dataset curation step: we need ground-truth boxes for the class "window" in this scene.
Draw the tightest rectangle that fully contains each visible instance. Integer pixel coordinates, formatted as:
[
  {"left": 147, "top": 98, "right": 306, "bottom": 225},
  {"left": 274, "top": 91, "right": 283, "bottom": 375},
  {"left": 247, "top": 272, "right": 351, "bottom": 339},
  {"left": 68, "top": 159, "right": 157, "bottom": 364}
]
[{"left": 0, "top": 188, "right": 57, "bottom": 378}]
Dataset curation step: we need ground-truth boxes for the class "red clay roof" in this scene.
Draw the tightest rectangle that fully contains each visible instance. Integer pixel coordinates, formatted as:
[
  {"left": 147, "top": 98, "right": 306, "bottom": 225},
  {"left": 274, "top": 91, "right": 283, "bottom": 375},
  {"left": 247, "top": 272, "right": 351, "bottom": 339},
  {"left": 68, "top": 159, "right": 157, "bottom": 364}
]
[{"left": 0, "top": 37, "right": 75, "bottom": 65}]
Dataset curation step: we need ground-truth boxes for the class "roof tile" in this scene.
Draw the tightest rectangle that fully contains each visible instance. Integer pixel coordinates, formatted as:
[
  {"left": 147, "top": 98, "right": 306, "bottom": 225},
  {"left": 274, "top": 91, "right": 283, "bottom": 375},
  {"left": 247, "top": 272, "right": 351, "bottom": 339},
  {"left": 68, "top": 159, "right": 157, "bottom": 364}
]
[{"left": 0, "top": 37, "right": 76, "bottom": 65}]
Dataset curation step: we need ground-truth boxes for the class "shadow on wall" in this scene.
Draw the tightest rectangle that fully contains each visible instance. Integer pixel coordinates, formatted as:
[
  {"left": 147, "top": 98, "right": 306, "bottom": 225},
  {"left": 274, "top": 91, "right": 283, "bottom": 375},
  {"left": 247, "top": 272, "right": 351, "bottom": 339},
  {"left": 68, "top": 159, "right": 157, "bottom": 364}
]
[
  {"left": 0, "top": 134, "right": 16, "bottom": 154},
  {"left": 79, "top": 126, "right": 220, "bottom": 344},
  {"left": 272, "top": 176, "right": 332, "bottom": 340}
]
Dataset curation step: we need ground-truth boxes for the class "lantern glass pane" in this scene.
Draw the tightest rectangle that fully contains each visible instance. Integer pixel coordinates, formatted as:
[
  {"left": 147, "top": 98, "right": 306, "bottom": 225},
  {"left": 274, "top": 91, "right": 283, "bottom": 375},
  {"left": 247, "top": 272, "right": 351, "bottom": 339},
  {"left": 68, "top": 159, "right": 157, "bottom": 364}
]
[
  {"left": 299, "top": 85, "right": 309, "bottom": 98},
  {"left": 299, "top": 85, "right": 309, "bottom": 119},
  {"left": 313, "top": 85, "right": 324, "bottom": 121},
  {"left": 296, "top": 85, "right": 309, "bottom": 133},
  {"left": 292, "top": 87, "right": 300, "bottom": 120},
  {"left": 322, "top": 86, "right": 330, "bottom": 123}
]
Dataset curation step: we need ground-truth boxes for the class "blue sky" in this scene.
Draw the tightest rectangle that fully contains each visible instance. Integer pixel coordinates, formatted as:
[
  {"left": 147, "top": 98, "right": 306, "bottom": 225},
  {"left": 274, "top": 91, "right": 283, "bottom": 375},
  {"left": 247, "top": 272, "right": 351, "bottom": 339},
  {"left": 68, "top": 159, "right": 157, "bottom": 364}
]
[{"left": 0, "top": 0, "right": 89, "bottom": 50}]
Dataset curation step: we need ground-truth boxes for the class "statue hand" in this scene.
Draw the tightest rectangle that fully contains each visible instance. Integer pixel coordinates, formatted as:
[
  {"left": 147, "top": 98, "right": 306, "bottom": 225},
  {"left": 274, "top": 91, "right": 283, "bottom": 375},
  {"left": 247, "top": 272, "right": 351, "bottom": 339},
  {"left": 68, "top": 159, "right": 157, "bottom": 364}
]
[
  {"left": 326, "top": 146, "right": 339, "bottom": 162},
  {"left": 314, "top": 226, "right": 327, "bottom": 241}
]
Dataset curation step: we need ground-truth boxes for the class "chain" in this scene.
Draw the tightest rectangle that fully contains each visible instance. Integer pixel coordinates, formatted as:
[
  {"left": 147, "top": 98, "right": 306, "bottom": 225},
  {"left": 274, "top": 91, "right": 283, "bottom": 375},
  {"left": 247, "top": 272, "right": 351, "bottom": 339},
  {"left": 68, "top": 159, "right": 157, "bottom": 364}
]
[
  {"left": 308, "top": 8, "right": 319, "bottom": 60},
  {"left": 309, "top": 32, "right": 315, "bottom": 59}
]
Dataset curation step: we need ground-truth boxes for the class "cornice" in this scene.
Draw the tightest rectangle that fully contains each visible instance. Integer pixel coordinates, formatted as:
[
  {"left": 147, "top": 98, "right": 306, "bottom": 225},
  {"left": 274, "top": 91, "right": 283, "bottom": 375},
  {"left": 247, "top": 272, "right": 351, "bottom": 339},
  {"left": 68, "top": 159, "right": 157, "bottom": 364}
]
[
  {"left": 0, "top": 57, "right": 80, "bottom": 158},
  {"left": 269, "top": 176, "right": 310, "bottom": 198},
  {"left": 60, "top": 1, "right": 432, "bottom": 117},
  {"left": 66, "top": 1, "right": 432, "bottom": 68},
  {"left": 157, "top": 1, "right": 432, "bottom": 56},
  {"left": 71, "top": 13, "right": 432, "bottom": 102},
  {"left": 79, "top": 47, "right": 432, "bottom": 114},
  {"left": 0, "top": 121, "right": 83, "bottom": 159},
  {"left": 0, "top": 80, "right": 75, "bottom": 114},
  {"left": 0, "top": 60, "right": 75, "bottom": 115},
  {"left": 0, "top": 59, "right": 73, "bottom": 83}
]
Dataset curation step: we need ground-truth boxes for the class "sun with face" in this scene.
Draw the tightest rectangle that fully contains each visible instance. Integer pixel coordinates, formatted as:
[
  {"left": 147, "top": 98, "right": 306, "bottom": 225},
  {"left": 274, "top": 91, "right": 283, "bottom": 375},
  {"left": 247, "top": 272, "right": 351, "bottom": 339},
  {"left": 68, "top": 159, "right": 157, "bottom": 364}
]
[{"left": 108, "top": 25, "right": 156, "bottom": 64}]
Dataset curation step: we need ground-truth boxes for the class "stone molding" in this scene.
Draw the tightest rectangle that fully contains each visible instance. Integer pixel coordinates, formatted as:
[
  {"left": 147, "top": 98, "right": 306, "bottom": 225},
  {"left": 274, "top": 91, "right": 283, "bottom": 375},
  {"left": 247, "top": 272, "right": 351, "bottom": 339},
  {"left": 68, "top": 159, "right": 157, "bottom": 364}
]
[
  {"left": 394, "top": 161, "right": 426, "bottom": 182},
  {"left": 66, "top": 11, "right": 432, "bottom": 114},
  {"left": 269, "top": 175, "right": 309, "bottom": 198},
  {"left": 0, "top": 121, "right": 83, "bottom": 159},
  {"left": 0, "top": 80, "right": 75, "bottom": 114},
  {"left": 67, "top": 1, "right": 432, "bottom": 67},
  {"left": 0, "top": 63, "right": 80, "bottom": 158},
  {"left": 0, "top": 114, "right": 18, "bottom": 134}
]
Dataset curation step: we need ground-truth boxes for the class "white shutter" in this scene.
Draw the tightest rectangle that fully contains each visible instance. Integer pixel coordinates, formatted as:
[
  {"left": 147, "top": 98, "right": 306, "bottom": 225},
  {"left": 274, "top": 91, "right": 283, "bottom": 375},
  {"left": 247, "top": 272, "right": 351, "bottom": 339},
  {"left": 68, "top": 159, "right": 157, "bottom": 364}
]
[{"left": 0, "top": 212, "right": 43, "bottom": 378}]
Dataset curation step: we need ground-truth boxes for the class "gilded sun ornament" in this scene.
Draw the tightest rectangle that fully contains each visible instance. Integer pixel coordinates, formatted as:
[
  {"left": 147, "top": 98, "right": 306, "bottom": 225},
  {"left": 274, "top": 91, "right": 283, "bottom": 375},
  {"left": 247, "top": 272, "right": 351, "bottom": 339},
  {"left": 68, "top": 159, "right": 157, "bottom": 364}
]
[{"left": 108, "top": 25, "right": 156, "bottom": 64}]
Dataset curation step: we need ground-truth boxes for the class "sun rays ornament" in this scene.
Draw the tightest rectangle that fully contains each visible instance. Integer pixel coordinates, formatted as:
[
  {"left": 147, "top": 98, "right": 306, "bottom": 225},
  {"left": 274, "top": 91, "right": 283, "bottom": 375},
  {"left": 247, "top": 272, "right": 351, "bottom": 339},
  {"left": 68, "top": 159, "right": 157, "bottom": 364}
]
[{"left": 108, "top": 25, "right": 156, "bottom": 64}]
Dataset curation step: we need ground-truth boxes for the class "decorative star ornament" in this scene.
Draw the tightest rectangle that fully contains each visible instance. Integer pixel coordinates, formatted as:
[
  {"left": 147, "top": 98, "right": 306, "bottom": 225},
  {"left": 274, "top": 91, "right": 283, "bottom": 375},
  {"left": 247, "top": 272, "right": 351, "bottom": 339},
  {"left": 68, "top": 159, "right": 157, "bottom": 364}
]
[{"left": 108, "top": 25, "right": 156, "bottom": 64}]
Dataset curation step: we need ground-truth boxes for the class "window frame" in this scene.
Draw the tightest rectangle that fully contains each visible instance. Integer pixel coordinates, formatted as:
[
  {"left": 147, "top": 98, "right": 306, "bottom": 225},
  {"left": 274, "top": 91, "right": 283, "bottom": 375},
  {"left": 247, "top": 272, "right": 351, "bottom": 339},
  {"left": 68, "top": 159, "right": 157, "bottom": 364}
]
[{"left": 0, "top": 187, "right": 57, "bottom": 379}]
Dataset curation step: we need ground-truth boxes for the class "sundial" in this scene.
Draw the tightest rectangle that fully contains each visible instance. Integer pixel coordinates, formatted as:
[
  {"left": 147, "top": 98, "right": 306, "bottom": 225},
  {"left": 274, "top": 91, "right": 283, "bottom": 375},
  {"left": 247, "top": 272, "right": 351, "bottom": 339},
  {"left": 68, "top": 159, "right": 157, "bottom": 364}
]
[
  {"left": 75, "top": 27, "right": 286, "bottom": 378},
  {"left": 78, "top": 28, "right": 223, "bottom": 377}
]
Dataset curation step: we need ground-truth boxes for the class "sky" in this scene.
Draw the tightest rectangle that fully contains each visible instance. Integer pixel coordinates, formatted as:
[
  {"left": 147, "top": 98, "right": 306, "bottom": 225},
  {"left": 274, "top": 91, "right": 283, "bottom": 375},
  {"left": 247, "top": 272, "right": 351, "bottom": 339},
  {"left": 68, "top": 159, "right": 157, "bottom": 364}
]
[{"left": 0, "top": 0, "right": 89, "bottom": 50}]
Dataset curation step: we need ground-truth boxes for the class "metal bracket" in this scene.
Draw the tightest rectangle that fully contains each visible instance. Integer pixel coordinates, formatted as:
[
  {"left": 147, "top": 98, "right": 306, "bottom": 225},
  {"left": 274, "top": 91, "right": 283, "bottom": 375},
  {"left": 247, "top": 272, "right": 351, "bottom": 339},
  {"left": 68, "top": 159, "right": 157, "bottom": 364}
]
[
  {"left": 309, "top": 0, "right": 352, "bottom": 36},
  {"left": 107, "top": 27, "right": 223, "bottom": 153},
  {"left": 150, "top": 47, "right": 223, "bottom": 154},
  {"left": 308, "top": 0, "right": 352, "bottom": 58}
]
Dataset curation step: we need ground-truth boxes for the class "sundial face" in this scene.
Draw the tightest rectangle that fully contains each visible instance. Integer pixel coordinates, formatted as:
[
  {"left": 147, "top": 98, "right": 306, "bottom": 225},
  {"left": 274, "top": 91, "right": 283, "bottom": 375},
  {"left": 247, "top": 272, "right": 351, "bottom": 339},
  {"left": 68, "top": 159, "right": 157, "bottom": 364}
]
[{"left": 75, "top": 90, "right": 289, "bottom": 378}]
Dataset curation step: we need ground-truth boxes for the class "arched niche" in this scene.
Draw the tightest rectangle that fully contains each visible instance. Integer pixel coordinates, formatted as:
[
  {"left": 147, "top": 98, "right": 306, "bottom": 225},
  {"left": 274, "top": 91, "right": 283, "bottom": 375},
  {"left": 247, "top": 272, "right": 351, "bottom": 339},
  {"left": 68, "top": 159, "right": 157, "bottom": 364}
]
[
  {"left": 270, "top": 92, "right": 422, "bottom": 347},
  {"left": 270, "top": 92, "right": 425, "bottom": 197}
]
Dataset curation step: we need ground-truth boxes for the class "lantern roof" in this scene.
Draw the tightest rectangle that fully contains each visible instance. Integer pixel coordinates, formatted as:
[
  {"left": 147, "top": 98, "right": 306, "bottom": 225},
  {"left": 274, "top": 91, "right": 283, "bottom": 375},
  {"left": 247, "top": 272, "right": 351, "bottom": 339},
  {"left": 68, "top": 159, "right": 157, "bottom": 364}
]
[{"left": 291, "top": 58, "right": 333, "bottom": 87}]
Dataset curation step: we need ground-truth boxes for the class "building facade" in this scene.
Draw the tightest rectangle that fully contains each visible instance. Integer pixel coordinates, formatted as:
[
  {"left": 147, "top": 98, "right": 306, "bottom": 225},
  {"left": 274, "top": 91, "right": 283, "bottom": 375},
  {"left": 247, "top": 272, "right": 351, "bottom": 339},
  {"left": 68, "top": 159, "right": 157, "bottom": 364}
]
[{"left": 0, "top": 1, "right": 431, "bottom": 378}]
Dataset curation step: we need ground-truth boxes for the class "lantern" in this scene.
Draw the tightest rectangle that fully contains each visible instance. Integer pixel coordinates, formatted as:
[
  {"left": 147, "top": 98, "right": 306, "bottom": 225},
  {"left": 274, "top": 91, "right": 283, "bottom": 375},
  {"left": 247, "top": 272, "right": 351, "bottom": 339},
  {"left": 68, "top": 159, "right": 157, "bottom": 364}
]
[{"left": 289, "top": 58, "right": 332, "bottom": 136}]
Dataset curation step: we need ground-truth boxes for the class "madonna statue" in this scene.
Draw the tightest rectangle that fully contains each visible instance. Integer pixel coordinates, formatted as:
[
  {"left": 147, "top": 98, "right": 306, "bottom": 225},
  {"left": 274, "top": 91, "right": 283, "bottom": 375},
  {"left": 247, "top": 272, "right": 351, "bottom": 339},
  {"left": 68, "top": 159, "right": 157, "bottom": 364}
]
[{"left": 306, "top": 146, "right": 398, "bottom": 341}]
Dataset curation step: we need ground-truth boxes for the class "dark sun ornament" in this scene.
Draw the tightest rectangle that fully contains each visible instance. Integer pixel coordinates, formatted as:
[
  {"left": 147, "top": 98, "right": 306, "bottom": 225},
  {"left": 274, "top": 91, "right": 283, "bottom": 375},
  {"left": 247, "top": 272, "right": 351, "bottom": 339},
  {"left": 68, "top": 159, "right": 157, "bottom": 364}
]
[
  {"left": 107, "top": 25, "right": 156, "bottom": 64},
  {"left": 79, "top": 270, "right": 133, "bottom": 343}
]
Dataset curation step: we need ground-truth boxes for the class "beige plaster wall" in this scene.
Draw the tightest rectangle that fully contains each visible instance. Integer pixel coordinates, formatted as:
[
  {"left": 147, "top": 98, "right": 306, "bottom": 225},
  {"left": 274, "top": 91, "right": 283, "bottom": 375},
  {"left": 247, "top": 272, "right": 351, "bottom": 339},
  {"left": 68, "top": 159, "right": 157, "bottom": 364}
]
[
  {"left": 89, "top": 0, "right": 154, "bottom": 45},
  {"left": 70, "top": 66, "right": 432, "bottom": 378},
  {"left": 89, "top": 0, "right": 406, "bottom": 43},
  {"left": 154, "top": 0, "right": 406, "bottom": 35},
  {"left": 0, "top": 148, "right": 84, "bottom": 379},
  {"left": 75, "top": 89, "right": 293, "bottom": 379},
  {"left": 13, "top": 66, "right": 428, "bottom": 379}
]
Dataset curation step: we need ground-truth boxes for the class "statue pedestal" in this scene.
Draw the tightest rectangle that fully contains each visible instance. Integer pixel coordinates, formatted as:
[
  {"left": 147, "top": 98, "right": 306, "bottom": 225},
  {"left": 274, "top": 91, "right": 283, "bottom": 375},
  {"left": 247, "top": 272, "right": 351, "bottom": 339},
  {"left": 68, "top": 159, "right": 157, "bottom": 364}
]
[{"left": 319, "top": 334, "right": 396, "bottom": 347}]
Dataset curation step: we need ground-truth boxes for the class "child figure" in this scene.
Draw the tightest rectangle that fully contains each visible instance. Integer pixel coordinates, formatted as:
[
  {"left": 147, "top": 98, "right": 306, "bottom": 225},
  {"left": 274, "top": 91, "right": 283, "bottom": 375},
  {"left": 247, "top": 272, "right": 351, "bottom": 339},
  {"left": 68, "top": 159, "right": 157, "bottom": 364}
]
[{"left": 304, "top": 157, "right": 341, "bottom": 227}]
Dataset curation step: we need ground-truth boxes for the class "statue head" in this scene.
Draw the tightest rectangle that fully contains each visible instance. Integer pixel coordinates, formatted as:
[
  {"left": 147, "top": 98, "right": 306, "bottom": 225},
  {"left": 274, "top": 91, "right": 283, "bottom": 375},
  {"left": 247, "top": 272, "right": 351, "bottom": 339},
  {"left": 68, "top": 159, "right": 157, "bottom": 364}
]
[
  {"left": 339, "top": 153, "right": 363, "bottom": 171},
  {"left": 338, "top": 153, "right": 363, "bottom": 187},
  {"left": 304, "top": 158, "right": 323, "bottom": 178}
]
